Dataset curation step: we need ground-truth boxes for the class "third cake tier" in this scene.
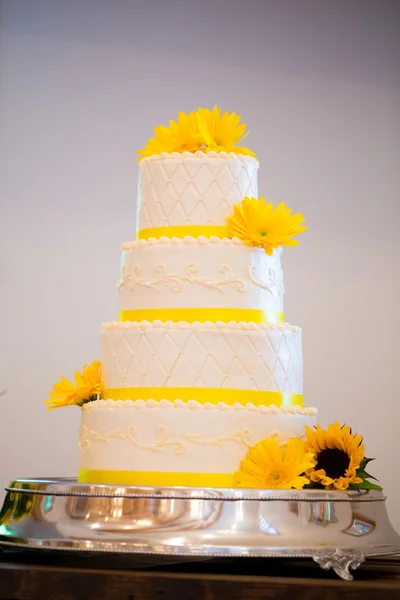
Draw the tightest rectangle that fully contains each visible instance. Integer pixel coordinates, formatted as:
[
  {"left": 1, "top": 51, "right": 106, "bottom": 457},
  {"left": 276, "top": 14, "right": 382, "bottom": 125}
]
[{"left": 101, "top": 320, "right": 303, "bottom": 408}]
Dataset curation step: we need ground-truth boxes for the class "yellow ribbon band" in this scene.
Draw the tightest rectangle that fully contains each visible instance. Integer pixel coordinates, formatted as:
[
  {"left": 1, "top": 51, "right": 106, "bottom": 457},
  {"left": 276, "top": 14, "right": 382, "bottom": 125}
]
[
  {"left": 102, "top": 387, "right": 303, "bottom": 408},
  {"left": 119, "top": 308, "right": 284, "bottom": 325},
  {"left": 78, "top": 469, "right": 235, "bottom": 488},
  {"left": 137, "top": 225, "right": 227, "bottom": 240}
]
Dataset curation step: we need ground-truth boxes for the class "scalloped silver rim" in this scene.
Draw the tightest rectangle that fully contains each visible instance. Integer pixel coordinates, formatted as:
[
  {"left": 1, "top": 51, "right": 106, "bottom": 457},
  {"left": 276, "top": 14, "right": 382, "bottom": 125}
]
[
  {"left": 5, "top": 479, "right": 386, "bottom": 503},
  {"left": 0, "top": 538, "right": 398, "bottom": 560}
]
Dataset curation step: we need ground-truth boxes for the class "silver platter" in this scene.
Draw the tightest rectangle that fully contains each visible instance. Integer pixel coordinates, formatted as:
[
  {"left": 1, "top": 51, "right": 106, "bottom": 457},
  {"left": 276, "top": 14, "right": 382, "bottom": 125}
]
[{"left": 1, "top": 477, "right": 400, "bottom": 580}]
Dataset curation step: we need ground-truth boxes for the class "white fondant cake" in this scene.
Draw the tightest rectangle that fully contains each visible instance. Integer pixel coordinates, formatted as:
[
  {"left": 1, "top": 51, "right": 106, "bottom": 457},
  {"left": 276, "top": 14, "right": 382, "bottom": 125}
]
[{"left": 78, "top": 146, "right": 316, "bottom": 487}]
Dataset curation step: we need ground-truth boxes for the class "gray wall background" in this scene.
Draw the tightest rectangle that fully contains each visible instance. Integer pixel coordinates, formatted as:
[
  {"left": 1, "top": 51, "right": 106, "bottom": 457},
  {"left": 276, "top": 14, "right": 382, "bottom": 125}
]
[{"left": 1, "top": 1, "right": 399, "bottom": 527}]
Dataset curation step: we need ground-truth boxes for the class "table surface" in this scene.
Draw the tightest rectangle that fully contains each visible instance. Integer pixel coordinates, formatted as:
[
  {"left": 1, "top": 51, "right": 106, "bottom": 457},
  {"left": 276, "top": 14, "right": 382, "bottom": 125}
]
[{"left": 1, "top": 548, "right": 400, "bottom": 600}]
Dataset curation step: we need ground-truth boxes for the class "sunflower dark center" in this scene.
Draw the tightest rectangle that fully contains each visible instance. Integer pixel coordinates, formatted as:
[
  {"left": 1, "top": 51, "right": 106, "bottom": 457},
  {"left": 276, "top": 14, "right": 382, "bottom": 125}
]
[
  {"left": 260, "top": 230, "right": 268, "bottom": 236},
  {"left": 316, "top": 448, "right": 350, "bottom": 478}
]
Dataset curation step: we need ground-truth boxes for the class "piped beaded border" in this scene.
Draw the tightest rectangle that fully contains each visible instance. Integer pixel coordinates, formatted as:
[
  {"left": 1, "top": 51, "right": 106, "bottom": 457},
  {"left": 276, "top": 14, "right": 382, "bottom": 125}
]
[
  {"left": 139, "top": 150, "right": 259, "bottom": 165},
  {"left": 83, "top": 399, "right": 317, "bottom": 416},
  {"left": 121, "top": 236, "right": 284, "bottom": 252},
  {"left": 101, "top": 320, "right": 301, "bottom": 332}
]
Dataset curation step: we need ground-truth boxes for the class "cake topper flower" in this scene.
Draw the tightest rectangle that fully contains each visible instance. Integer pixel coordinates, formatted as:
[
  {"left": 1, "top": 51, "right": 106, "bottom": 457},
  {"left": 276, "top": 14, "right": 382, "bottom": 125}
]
[
  {"left": 138, "top": 111, "right": 201, "bottom": 160},
  {"left": 138, "top": 106, "right": 256, "bottom": 159},
  {"left": 304, "top": 422, "right": 382, "bottom": 491},
  {"left": 45, "top": 361, "right": 103, "bottom": 410},
  {"left": 226, "top": 197, "right": 307, "bottom": 255},
  {"left": 196, "top": 106, "right": 255, "bottom": 157},
  {"left": 234, "top": 437, "right": 315, "bottom": 489}
]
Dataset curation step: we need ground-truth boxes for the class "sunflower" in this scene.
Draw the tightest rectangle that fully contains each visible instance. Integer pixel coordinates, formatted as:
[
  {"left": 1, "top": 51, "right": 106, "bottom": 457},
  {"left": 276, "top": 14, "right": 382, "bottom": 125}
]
[
  {"left": 226, "top": 197, "right": 307, "bottom": 255},
  {"left": 304, "top": 422, "right": 367, "bottom": 490},
  {"left": 45, "top": 361, "right": 103, "bottom": 410},
  {"left": 197, "top": 106, "right": 256, "bottom": 157},
  {"left": 235, "top": 437, "right": 315, "bottom": 489},
  {"left": 138, "top": 111, "right": 201, "bottom": 159}
]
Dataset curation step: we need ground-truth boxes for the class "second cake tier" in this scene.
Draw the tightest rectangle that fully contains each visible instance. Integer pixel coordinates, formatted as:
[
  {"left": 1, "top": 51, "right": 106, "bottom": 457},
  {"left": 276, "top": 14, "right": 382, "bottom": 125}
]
[
  {"left": 118, "top": 237, "right": 284, "bottom": 325},
  {"left": 101, "top": 321, "right": 303, "bottom": 408}
]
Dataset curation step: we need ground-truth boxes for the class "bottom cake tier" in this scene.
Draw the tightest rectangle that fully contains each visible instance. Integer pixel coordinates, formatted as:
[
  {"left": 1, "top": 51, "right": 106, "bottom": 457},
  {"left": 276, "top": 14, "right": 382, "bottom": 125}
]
[{"left": 78, "top": 399, "right": 317, "bottom": 487}]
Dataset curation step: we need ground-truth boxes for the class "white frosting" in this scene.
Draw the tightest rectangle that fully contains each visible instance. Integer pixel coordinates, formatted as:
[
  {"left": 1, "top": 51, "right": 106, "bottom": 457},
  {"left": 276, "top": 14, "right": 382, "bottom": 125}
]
[
  {"left": 100, "top": 321, "right": 303, "bottom": 393},
  {"left": 119, "top": 240, "right": 284, "bottom": 314},
  {"left": 137, "top": 153, "right": 258, "bottom": 231},
  {"left": 81, "top": 150, "right": 312, "bottom": 486},
  {"left": 78, "top": 402, "right": 316, "bottom": 475}
]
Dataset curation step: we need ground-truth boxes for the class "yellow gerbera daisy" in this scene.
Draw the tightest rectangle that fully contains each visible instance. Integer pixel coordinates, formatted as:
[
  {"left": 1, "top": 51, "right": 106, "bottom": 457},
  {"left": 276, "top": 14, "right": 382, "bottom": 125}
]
[
  {"left": 235, "top": 437, "right": 315, "bottom": 489},
  {"left": 197, "top": 106, "right": 256, "bottom": 157},
  {"left": 226, "top": 196, "right": 307, "bottom": 255},
  {"left": 138, "top": 111, "right": 201, "bottom": 159},
  {"left": 45, "top": 361, "right": 103, "bottom": 410},
  {"left": 304, "top": 422, "right": 365, "bottom": 491}
]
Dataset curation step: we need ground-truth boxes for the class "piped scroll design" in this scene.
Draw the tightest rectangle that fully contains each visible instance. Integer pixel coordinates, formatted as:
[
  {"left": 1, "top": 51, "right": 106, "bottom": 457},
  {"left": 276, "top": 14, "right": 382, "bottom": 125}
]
[
  {"left": 249, "top": 266, "right": 284, "bottom": 297},
  {"left": 79, "top": 425, "right": 255, "bottom": 455},
  {"left": 118, "top": 263, "right": 247, "bottom": 293},
  {"left": 185, "top": 428, "right": 252, "bottom": 448},
  {"left": 79, "top": 425, "right": 124, "bottom": 451}
]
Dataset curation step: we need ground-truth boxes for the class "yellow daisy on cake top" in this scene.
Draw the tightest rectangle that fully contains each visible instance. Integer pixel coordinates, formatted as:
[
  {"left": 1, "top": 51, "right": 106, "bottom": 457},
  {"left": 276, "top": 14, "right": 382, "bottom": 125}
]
[
  {"left": 197, "top": 106, "right": 255, "bottom": 157},
  {"left": 45, "top": 361, "right": 103, "bottom": 410},
  {"left": 235, "top": 437, "right": 315, "bottom": 489},
  {"left": 138, "top": 106, "right": 256, "bottom": 159},
  {"left": 304, "top": 422, "right": 365, "bottom": 491},
  {"left": 138, "top": 111, "right": 200, "bottom": 159},
  {"left": 226, "top": 196, "right": 307, "bottom": 255}
]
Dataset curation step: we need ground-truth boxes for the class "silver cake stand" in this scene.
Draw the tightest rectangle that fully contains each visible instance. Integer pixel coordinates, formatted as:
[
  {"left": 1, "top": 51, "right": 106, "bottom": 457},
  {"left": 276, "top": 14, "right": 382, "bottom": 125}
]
[{"left": 1, "top": 478, "right": 399, "bottom": 580}]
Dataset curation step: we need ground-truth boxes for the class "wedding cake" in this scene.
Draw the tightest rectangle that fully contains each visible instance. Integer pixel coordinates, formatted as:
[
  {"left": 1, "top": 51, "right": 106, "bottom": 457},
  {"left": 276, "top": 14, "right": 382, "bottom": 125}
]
[{"left": 74, "top": 108, "right": 317, "bottom": 487}]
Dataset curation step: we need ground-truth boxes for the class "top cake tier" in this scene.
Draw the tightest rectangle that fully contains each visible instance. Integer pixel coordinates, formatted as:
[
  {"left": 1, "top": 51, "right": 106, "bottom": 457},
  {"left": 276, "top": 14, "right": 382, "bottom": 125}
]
[{"left": 136, "top": 152, "right": 259, "bottom": 238}]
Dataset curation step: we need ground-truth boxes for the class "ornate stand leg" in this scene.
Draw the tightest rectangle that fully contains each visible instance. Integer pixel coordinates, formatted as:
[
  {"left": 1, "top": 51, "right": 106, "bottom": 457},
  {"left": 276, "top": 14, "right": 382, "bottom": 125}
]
[{"left": 313, "top": 549, "right": 365, "bottom": 580}]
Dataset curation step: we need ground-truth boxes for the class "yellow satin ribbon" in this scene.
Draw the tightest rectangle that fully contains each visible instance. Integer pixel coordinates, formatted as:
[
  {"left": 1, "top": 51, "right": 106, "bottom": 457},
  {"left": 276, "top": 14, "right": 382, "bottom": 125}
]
[
  {"left": 137, "top": 225, "right": 226, "bottom": 240},
  {"left": 102, "top": 387, "right": 303, "bottom": 408},
  {"left": 119, "top": 308, "right": 284, "bottom": 325},
  {"left": 78, "top": 469, "right": 235, "bottom": 488}
]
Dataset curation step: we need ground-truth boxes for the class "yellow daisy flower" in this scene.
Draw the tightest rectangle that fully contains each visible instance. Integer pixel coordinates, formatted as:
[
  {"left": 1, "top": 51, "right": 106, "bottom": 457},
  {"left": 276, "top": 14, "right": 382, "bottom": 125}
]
[
  {"left": 197, "top": 106, "right": 256, "bottom": 157},
  {"left": 138, "top": 111, "right": 201, "bottom": 159},
  {"left": 138, "top": 107, "right": 256, "bottom": 159},
  {"left": 45, "top": 361, "right": 103, "bottom": 410},
  {"left": 226, "top": 196, "right": 307, "bottom": 255},
  {"left": 235, "top": 437, "right": 315, "bottom": 489},
  {"left": 304, "top": 422, "right": 365, "bottom": 491}
]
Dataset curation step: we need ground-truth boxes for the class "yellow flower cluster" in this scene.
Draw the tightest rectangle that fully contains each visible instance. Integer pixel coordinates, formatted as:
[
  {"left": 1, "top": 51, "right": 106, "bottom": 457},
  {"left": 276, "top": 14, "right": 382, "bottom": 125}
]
[
  {"left": 45, "top": 361, "right": 103, "bottom": 410},
  {"left": 138, "top": 106, "right": 256, "bottom": 160},
  {"left": 235, "top": 422, "right": 381, "bottom": 492},
  {"left": 226, "top": 196, "right": 307, "bottom": 255},
  {"left": 235, "top": 437, "right": 314, "bottom": 490}
]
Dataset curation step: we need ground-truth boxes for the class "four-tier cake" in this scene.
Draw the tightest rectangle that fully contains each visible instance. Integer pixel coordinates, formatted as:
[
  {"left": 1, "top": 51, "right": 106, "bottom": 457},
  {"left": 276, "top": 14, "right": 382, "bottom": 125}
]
[{"left": 76, "top": 109, "right": 317, "bottom": 487}]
